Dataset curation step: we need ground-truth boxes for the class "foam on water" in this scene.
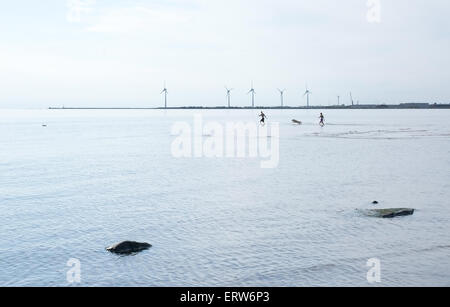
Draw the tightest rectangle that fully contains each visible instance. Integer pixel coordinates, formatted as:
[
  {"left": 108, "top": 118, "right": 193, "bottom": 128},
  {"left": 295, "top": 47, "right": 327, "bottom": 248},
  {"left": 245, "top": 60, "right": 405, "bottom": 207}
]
[{"left": 0, "top": 109, "right": 449, "bottom": 286}]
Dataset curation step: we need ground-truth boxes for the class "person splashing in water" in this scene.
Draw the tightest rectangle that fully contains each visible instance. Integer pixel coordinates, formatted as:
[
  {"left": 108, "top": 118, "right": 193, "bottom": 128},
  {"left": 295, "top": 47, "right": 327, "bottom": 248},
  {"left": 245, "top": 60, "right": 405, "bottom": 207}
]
[
  {"left": 259, "top": 111, "right": 267, "bottom": 126},
  {"left": 319, "top": 113, "right": 325, "bottom": 127}
]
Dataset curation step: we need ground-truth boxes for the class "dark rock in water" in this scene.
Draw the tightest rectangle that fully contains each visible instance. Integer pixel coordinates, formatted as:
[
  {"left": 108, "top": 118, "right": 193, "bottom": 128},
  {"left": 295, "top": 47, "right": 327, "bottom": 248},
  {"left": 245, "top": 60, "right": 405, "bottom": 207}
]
[
  {"left": 106, "top": 241, "right": 152, "bottom": 254},
  {"left": 362, "top": 208, "right": 415, "bottom": 218},
  {"left": 380, "top": 209, "right": 415, "bottom": 218},
  {"left": 372, "top": 201, "right": 379, "bottom": 204}
]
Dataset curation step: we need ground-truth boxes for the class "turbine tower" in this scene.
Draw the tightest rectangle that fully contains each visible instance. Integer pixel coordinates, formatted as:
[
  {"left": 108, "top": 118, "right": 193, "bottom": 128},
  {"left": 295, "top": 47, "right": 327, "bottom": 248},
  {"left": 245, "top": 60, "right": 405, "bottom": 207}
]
[
  {"left": 225, "top": 87, "right": 233, "bottom": 108},
  {"left": 161, "top": 82, "right": 168, "bottom": 109},
  {"left": 337, "top": 95, "right": 340, "bottom": 105},
  {"left": 248, "top": 82, "right": 256, "bottom": 108},
  {"left": 278, "top": 88, "right": 286, "bottom": 107},
  {"left": 304, "top": 85, "right": 312, "bottom": 108},
  {"left": 350, "top": 92, "right": 354, "bottom": 106}
]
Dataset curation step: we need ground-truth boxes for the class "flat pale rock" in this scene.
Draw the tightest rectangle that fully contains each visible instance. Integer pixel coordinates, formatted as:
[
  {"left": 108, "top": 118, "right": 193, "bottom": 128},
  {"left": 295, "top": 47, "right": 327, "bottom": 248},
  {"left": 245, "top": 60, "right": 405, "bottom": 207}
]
[
  {"left": 106, "top": 241, "right": 152, "bottom": 254},
  {"left": 361, "top": 208, "right": 415, "bottom": 218}
]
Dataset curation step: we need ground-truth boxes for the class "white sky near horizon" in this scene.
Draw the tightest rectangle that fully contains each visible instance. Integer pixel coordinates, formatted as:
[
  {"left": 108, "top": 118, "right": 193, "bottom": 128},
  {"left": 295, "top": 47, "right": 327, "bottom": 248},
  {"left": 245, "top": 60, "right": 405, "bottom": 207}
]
[{"left": 0, "top": 0, "right": 449, "bottom": 108}]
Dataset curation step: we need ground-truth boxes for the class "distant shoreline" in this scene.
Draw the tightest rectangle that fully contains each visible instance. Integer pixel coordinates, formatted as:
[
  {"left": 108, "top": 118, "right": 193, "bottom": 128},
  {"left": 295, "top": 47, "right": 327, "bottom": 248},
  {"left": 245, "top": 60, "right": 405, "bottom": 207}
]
[{"left": 49, "top": 104, "right": 450, "bottom": 110}]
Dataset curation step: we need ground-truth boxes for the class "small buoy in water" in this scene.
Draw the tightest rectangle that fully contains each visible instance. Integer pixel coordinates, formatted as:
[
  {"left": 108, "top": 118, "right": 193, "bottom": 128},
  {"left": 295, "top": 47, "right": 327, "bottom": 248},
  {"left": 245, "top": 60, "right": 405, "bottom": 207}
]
[
  {"left": 372, "top": 201, "right": 379, "bottom": 204},
  {"left": 42, "top": 124, "right": 47, "bottom": 127}
]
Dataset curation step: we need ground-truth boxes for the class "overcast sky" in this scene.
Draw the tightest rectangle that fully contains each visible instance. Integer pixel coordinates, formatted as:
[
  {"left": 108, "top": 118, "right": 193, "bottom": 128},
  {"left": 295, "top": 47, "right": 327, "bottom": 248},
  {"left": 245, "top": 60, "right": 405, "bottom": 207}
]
[{"left": 0, "top": 0, "right": 449, "bottom": 108}]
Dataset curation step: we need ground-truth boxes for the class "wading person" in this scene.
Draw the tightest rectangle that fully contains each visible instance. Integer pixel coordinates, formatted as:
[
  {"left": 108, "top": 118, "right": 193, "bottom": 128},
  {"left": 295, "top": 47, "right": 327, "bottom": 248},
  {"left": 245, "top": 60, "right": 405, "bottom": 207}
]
[
  {"left": 259, "top": 111, "right": 267, "bottom": 126},
  {"left": 319, "top": 113, "right": 325, "bottom": 126}
]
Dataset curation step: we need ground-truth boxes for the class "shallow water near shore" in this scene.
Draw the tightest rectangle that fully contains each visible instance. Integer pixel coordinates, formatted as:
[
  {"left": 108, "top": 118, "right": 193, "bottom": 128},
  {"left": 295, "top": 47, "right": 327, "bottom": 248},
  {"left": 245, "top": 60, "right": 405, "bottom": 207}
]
[{"left": 1, "top": 109, "right": 449, "bottom": 286}]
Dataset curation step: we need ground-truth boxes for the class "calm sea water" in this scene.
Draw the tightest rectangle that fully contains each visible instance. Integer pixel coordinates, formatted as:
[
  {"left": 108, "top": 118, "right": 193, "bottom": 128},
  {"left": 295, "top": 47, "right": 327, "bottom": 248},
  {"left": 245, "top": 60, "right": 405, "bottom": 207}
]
[{"left": 0, "top": 109, "right": 449, "bottom": 287}]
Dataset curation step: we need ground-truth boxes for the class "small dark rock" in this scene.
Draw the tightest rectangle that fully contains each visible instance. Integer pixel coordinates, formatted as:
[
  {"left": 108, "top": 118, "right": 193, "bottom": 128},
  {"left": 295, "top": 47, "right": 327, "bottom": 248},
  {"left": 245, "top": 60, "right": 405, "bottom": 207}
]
[{"left": 106, "top": 241, "right": 152, "bottom": 255}]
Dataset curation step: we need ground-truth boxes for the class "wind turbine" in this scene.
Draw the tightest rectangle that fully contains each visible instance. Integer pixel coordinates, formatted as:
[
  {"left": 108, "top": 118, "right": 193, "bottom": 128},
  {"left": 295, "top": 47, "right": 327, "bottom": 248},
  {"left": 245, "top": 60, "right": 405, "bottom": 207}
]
[
  {"left": 161, "top": 82, "right": 168, "bottom": 109},
  {"left": 350, "top": 92, "right": 354, "bottom": 106},
  {"left": 225, "top": 87, "right": 233, "bottom": 108},
  {"left": 337, "top": 95, "right": 340, "bottom": 105},
  {"left": 278, "top": 88, "right": 286, "bottom": 107},
  {"left": 304, "top": 85, "right": 312, "bottom": 108},
  {"left": 248, "top": 82, "right": 256, "bottom": 107}
]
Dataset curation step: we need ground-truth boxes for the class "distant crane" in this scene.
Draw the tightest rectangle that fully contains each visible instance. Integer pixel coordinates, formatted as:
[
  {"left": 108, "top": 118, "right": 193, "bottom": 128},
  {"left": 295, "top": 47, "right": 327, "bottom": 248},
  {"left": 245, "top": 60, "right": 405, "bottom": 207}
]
[
  {"left": 161, "top": 82, "right": 168, "bottom": 108},
  {"left": 248, "top": 82, "right": 256, "bottom": 107},
  {"left": 278, "top": 88, "right": 286, "bottom": 107}
]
